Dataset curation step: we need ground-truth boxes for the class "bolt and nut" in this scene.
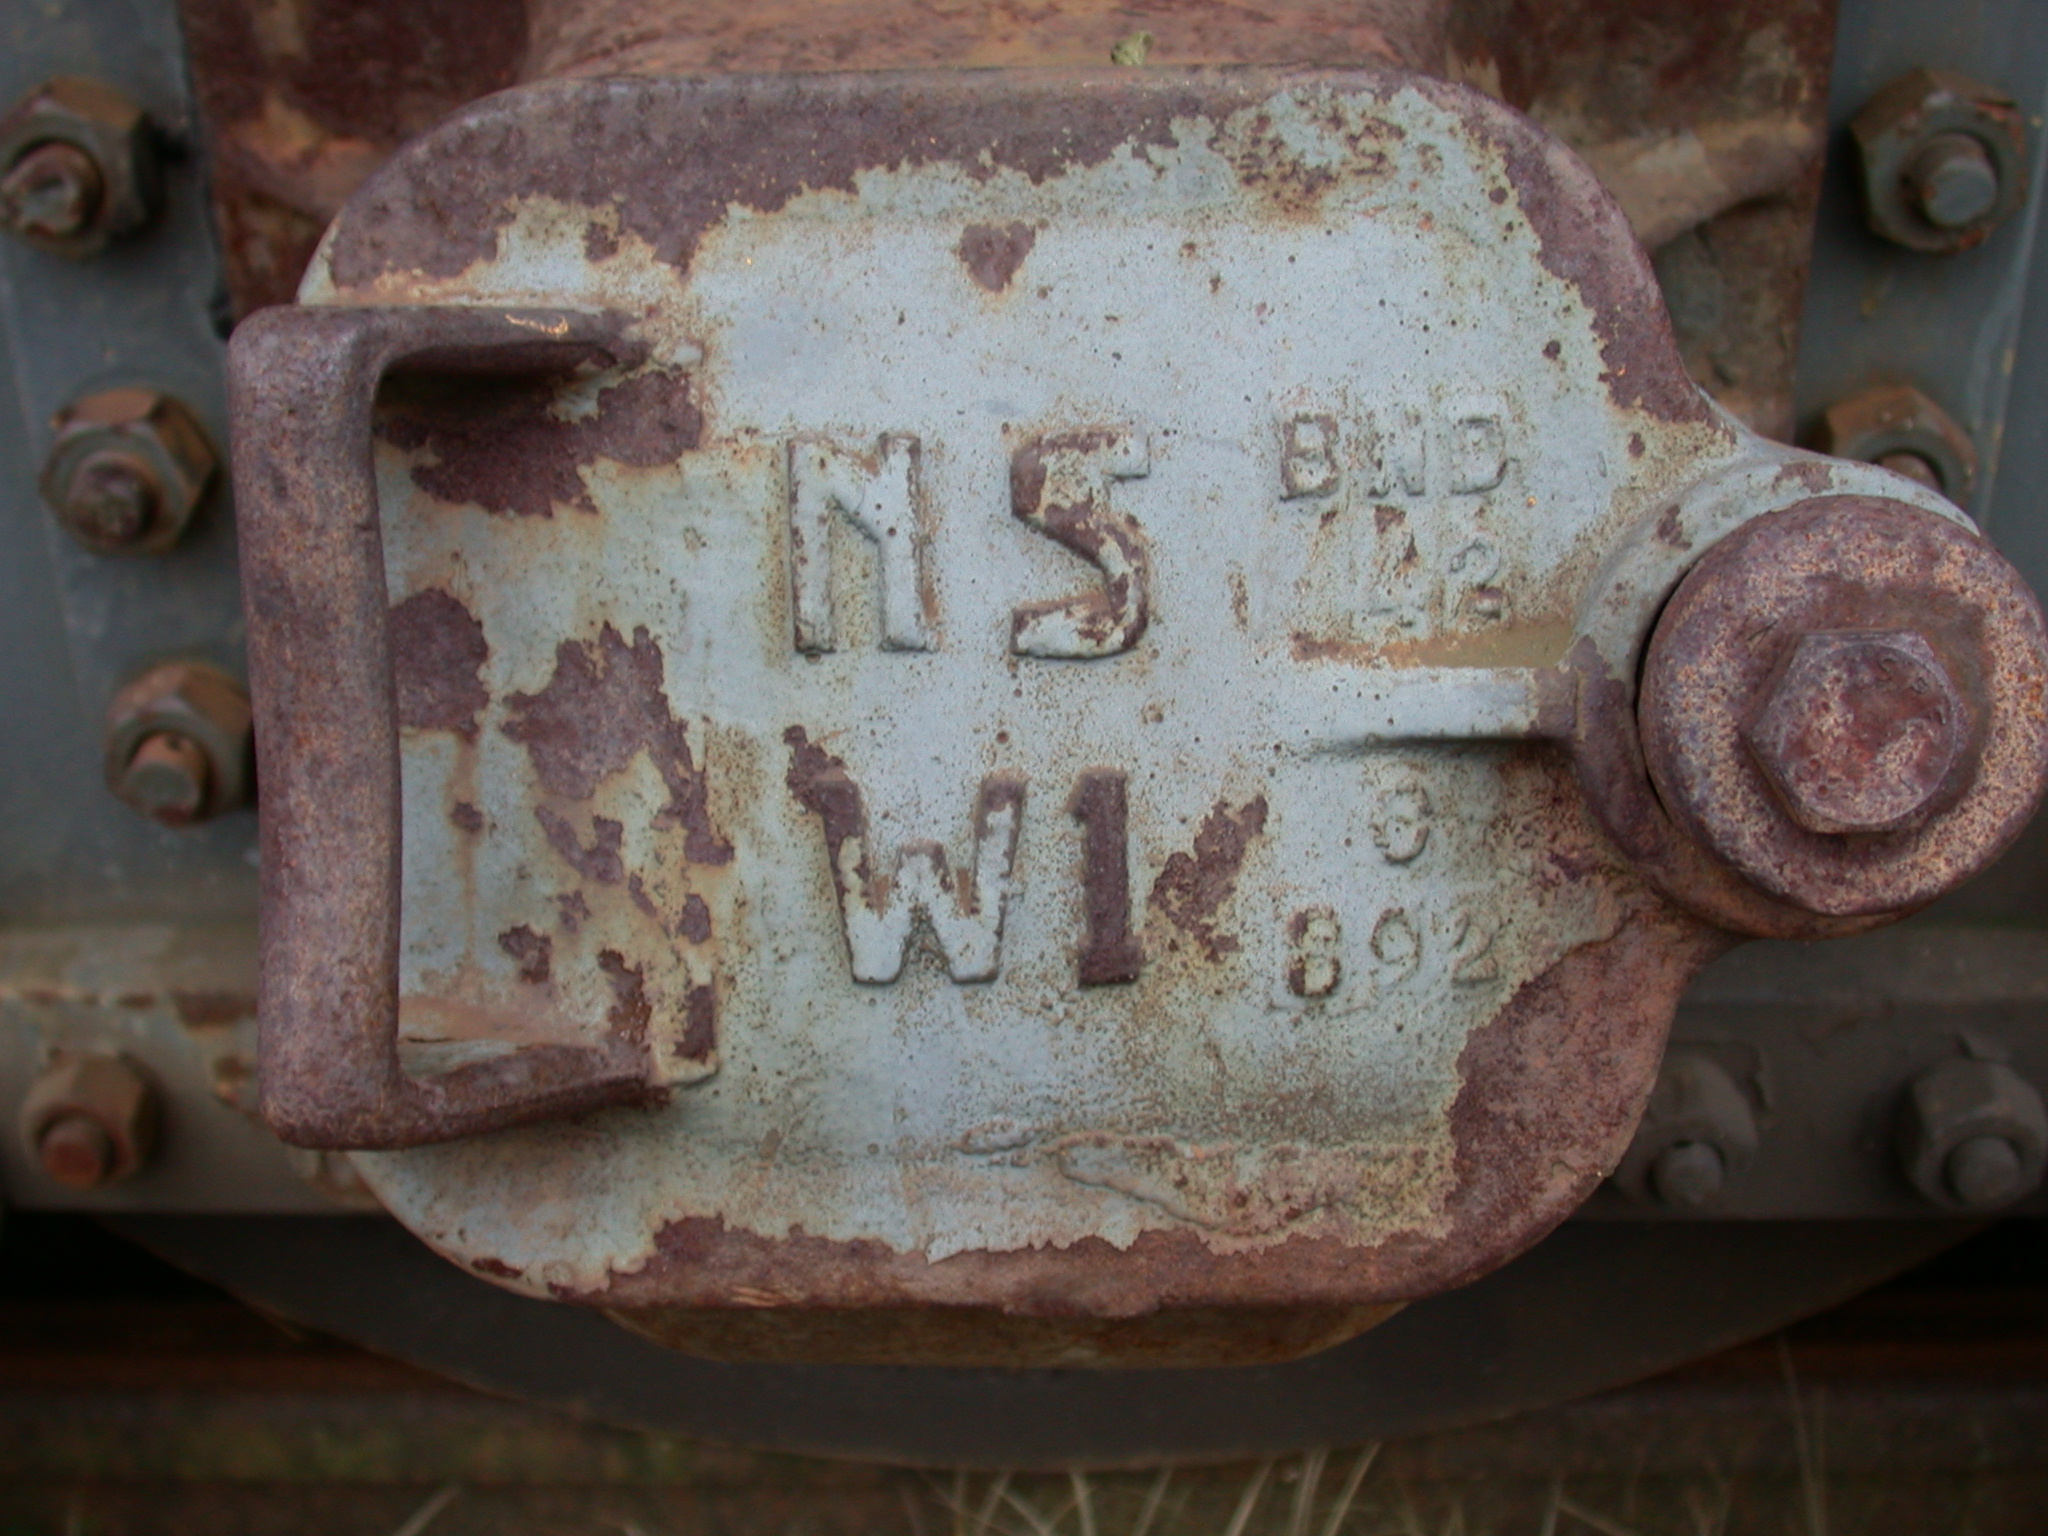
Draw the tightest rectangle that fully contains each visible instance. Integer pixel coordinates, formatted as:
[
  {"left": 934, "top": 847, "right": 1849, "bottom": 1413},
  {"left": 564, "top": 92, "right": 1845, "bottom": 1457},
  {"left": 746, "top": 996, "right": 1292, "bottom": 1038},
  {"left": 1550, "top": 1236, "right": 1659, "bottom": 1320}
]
[
  {"left": 19, "top": 1052, "right": 158, "bottom": 1189},
  {"left": 0, "top": 77, "right": 161, "bottom": 257},
  {"left": 1897, "top": 1059, "right": 2047, "bottom": 1211},
  {"left": 39, "top": 388, "right": 216, "bottom": 555},
  {"left": 1638, "top": 496, "right": 2048, "bottom": 920},
  {"left": 1811, "top": 384, "right": 1976, "bottom": 504},
  {"left": 1852, "top": 68, "right": 2029, "bottom": 254},
  {"left": 1613, "top": 1055, "right": 1758, "bottom": 1210},
  {"left": 1743, "top": 630, "right": 1969, "bottom": 836},
  {"left": 104, "top": 662, "right": 253, "bottom": 826}
]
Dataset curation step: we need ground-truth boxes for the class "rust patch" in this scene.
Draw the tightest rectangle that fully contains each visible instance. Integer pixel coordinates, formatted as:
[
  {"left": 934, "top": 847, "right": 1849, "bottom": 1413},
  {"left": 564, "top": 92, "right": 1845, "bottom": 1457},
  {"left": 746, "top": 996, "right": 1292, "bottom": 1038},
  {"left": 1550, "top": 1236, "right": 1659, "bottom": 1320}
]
[
  {"left": 1436, "top": 910, "right": 1731, "bottom": 1286},
  {"left": 450, "top": 801, "right": 485, "bottom": 834},
  {"left": 535, "top": 808, "right": 627, "bottom": 885},
  {"left": 677, "top": 983, "right": 717, "bottom": 1062},
  {"left": 503, "top": 623, "right": 731, "bottom": 865},
  {"left": 677, "top": 893, "right": 713, "bottom": 943},
  {"left": 1291, "top": 619, "right": 1575, "bottom": 670},
  {"left": 596, "top": 949, "right": 653, "bottom": 1042},
  {"left": 176, "top": 0, "right": 526, "bottom": 315},
  {"left": 389, "top": 587, "right": 489, "bottom": 742},
  {"left": 1654, "top": 504, "right": 1690, "bottom": 550},
  {"left": 323, "top": 74, "right": 1237, "bottom": 291},
  {"left": 497, "top": 925, "right": 553, "bottom": 985},
  {"left": 471, "top": 1256, "right": 523, "bottom": 1278},
  {"left": 956, "top": 221, "right": 1036, "bottom": 291},
  {"left": 781, "top": 726, "right": 867, "bottom": 887},
  {"left": 378, "top": 368, "right": 701, "bottom": 519},
  {"left": 1149, "top": 796, "right": 1269, "bottom": 960},
  {"left": 556, "top": 890, "right": 591, "bottom": 932}
]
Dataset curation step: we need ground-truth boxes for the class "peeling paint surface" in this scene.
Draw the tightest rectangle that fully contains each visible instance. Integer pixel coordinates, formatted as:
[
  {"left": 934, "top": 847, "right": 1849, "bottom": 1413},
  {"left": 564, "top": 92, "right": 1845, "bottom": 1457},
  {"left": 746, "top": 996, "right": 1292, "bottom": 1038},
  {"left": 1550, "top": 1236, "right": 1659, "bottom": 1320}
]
[{"left": 292, "top": 71, "right": 1766, "bottom": 1312}]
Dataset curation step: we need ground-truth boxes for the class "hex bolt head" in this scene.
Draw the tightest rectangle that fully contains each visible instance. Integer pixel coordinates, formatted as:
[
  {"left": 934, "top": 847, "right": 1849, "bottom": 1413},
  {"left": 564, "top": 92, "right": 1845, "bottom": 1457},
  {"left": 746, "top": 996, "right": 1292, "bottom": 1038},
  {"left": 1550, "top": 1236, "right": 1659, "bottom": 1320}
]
[
  {"left": 1613, "top": 1054, "right": 1758, "bottom": 1207},
  {"left": 1908, "top": 132, "right": 2001, "bottom": 229},
  {"left": 1852, "top": 68, "right": 2029, "bottom": 254},
  {"left": 0, "top": 77, "right": 161, "bottom": 257},
  {"left": 1898, "top": 1059, "right": 2048, "bottom": 1212},
  {"left": 1813, "top": 384, "right": 1977, "bottom": 503},
  {"left": 19, "top": 1052, "right": 158, "bottom": 1189},
  {"left": 0, "top": 139, "right": 102, "bottom": 242},
  {"left": 1743, "top": 630, "right": 1970, "bottom": 836},
  {"left": 39, "top": 388, "right": 215, "bottom": 555},
  {"left": 104, "top": 662, "right": 252, "bottom": 826}
]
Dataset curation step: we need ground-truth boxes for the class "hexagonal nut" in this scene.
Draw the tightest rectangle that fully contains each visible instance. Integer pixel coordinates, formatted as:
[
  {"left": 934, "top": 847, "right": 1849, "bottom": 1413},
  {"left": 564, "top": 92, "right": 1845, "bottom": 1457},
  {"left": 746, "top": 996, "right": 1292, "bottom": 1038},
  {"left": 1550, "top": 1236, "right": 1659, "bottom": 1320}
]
[
  {"left": 1898, "top": 1059, "right": 2047, "bottom": 1211},
  {"left": 1611, "top": 1054, "right": 1759, "bottom": 1208},
  {"left": 1812, "top": 385, "right": 1977, "bottom": 503},
  {"left": 104, "top": 661, "right": 253, "bottom": 826},
  {"left": 1852, "top": 68, "right": 2029, "bottom": 254},
  {"left": 39, "top": 388, "right": 216, "bottom": 555},
  {"left": 0, "top": 77, "right": 161, "bottom": 257},
  {"left": 19, "top": 1051, "right": 159, "bottom": 1189},
  {"left": 1743, "top": 630, "right": 1972, "bottom": 836}
]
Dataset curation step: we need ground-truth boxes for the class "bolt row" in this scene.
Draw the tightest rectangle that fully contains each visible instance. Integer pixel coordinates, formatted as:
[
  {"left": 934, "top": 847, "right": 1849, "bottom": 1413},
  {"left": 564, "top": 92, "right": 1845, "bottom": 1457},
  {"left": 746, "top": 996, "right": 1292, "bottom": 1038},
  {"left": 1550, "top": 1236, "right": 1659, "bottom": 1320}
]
[
  {"left": 1622, "top": 1055, "right": 2048, "bottom": 1214},
  {"left": 2, "top": 78, "right": 251, "bottom": 829}
]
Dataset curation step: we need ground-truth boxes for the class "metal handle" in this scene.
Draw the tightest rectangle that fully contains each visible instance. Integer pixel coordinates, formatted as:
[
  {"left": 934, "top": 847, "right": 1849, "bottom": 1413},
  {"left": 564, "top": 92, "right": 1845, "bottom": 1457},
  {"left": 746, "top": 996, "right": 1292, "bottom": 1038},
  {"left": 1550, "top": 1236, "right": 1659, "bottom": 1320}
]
[{"left": 230, "top": 304, "right": 665, "bottom": 1148}]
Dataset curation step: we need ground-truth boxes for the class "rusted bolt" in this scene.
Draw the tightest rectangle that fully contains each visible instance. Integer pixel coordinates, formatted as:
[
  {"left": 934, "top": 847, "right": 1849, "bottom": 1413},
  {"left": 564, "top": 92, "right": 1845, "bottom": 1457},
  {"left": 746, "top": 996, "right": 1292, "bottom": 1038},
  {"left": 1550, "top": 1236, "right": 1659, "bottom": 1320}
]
[
  {"left": 1812, "top": 384, "right": 1976, "bottom": 503},
  {"left": 104, "top": 662, "right": 252, "bottom": 826},
  {"left": 39, "top": 388, "right": 215, "bottom": 555},
  {"left": 0, "top": 139, "right": 102, "bottom": 243},
  {"left": 120, "top": 730, "right": 213, "bottom": 825},
  {"left": 1742, "top": 630, "right": 1969, "bottom": 836},
  {"left": 1613, "top": 1055, "right": 1757, "bottom": 1209},
  {"left": 1639, "top": 496, "right": 2048, "bottom": 918},
  {"left": 20, "top": 1052, "right": 158, "bottom": 1189},
  {"left": 1897, "top": 1059, "right": 2046, "bottom": 1211},
  {"left": 1852, "top": 69, "right": 2029, "bottom": 254},
  {"left": 0, "top": 77, "right": 161, "bottom": 257}
]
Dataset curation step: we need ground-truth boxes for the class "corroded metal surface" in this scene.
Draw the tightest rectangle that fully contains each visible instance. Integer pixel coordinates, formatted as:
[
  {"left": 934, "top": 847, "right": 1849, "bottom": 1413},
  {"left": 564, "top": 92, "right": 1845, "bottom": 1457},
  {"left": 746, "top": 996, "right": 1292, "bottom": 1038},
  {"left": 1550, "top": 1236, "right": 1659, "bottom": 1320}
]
[
  {"left": 176, "top": 0, "right": 1838, "bottom": 444},
  {"left": 1447, "top": 0, "right": 1840, "bottom": 440},
  {"left": 1638, "top": 497, "right": 2048, "bottom": 919},
  {"left": 229, "top": 67, "right": 2042, "bottom": 1344}
]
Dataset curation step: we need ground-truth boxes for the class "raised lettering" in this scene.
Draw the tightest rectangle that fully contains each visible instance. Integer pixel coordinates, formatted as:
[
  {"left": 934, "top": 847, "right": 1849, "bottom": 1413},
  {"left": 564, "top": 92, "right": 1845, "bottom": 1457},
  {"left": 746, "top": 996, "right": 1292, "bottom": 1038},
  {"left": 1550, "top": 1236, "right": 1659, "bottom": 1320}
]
[
  {"left": 1371, "top": 779, "right": 1433, "bottom": 864},
  {"left": 1069, "top": 768, "right": 1144, "bottom": 986},
  {"left": 1010, "top": 428, "right": 1152, "bottom": 659},
  {"left": 787, "top": 434, "right": 931, "bottom": 654},
  {"left": 1280, "top": 413, "right": 1340, "bottom": 499},
  {"left": 1286, "top": 906, "right": 1342, "bottom": 998},
  {"left": 783, "top": 730, "right": 1023, "bottom": 983}
]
